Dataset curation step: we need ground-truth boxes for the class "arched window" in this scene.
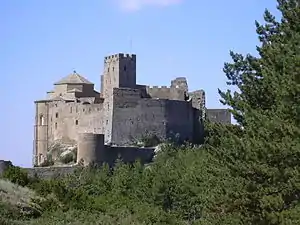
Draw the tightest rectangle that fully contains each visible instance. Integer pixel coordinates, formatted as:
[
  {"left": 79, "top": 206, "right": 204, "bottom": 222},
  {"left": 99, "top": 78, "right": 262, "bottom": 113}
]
[
  {"left": 39, "top": 115, "right": 45, "bottom": 125},
  {"left": 39, "top": 153, "right": 43, "bottom": 163}
]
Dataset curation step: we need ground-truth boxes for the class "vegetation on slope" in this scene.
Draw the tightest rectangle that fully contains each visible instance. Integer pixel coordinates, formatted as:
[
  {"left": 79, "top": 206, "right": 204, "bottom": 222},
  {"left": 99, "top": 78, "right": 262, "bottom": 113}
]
[{"left": 0, "top": 0, "right": 299, "bottom": 224}]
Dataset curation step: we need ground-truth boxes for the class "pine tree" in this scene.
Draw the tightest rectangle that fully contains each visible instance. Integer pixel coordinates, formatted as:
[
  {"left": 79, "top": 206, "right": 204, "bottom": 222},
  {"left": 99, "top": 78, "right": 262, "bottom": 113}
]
[{"left": 210, "top": 0, "right": 300, "bottom": 224}]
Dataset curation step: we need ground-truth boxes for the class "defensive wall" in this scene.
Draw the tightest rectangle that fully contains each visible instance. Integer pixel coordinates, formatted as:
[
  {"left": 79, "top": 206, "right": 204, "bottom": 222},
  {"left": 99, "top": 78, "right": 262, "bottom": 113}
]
[
  {"left": 1, "top": 133, "right": 155, "bottom": 179},
  {"left": 206, "top": 109, "right": 231, "bottom": 124},
  {"left": 145, "top": 85, "right": 186, "bottom": 101},
  {"left": 111, "top": 88, "right": 195, "bottom": 145},
  {"left": 34, "top": 98, "right": 106, "bottom": 164}
]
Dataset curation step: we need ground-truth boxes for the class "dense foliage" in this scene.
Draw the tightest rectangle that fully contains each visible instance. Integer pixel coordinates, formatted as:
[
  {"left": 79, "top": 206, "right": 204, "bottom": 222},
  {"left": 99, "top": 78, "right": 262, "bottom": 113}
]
[{"left": 0, "top": 0, "right": 299, "bottom": 224}]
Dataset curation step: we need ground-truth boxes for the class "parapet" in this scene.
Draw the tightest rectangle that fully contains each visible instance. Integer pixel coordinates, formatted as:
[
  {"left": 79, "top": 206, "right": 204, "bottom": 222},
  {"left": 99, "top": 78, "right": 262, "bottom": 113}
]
[
  {"left": 146, "top": 85, "right": 170, "bottom": 90},
  {"left": 113, "top": 87, "right": 141, "bottom": 97},
  {"left": 104, "top": 53, "right": 136, "bottom": 61},
  {"left": 146, "top": 86, "right": 171, "bottom": 99}
]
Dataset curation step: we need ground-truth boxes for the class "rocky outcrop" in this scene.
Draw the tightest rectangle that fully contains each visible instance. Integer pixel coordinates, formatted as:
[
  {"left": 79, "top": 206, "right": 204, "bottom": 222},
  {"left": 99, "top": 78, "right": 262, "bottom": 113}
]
[{"left": 47, "top": 141, "right": 77, "bottom": 165}]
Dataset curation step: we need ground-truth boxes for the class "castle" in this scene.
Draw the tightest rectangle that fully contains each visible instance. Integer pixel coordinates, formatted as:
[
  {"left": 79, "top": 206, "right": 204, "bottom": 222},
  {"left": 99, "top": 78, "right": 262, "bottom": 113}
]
[{"left": 33, "top": 53, "right": 231, "bottom": 166}]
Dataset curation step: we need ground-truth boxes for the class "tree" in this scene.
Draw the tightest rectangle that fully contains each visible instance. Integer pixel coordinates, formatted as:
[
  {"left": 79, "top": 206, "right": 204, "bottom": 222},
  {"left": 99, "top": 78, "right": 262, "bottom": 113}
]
[{"left": 210, "top": 0, "right": 300, "bottom": 224}]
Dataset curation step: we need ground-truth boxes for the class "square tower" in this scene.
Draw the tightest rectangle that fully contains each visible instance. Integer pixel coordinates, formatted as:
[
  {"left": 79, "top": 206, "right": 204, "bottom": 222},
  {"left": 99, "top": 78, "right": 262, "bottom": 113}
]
[{"left": 101, "top": 53, "right": 136, "bottom": 97}]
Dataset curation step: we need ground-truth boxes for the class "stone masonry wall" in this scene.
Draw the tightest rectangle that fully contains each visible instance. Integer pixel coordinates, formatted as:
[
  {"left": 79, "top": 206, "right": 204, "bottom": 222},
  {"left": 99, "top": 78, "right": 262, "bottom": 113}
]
[
  {"left": 145, "top": 86, "right": 186, "bottom": 101},
  {"left": 111, "top": 88, "right": 195, "bottom": 145},
  {"left": 165, "top": 100, "right": 194, "bottom": 142},
  {"left": 24, "top": 145, "right": 154, "bottom": 179},
  {"left": 46, "top": 101, "right": 104, "bottom": 145},
  {"left": 103, "top": 146, "right": 155, "bottom": 166},
  {"left": 34, "top": 101, "right": 51, "bottom": 165},
  {"left": 112, "top": 88, "right": 167, "bottom": 145},
  {"left": 206, "top": 109, "right": 231, "bottom": 124}
]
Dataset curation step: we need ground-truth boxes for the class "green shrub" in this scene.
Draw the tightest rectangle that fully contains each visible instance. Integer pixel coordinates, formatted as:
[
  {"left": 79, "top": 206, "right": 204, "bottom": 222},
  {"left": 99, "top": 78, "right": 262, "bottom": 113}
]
[
  {"left": 60, "top": 152, "right": 75, "bottom": 164},
  {"left": 141, "top": 134, "right": 160, "bottom": 147},
  {"left": 38, "top": 159, "right": 54, "bottom": 167},
  {"left": 2, "top": 166, "right": 30, "bottom": 187}
]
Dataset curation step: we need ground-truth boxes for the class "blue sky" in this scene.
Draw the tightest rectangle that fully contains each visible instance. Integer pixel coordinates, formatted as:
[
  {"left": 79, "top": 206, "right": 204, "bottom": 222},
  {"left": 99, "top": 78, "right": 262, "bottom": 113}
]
[{"left": 0, "top": 0, "right": 278, "bottom": 167}]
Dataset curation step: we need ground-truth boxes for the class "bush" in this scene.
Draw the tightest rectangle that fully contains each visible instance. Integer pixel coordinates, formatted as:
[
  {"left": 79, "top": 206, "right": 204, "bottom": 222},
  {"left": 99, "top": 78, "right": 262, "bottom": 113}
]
[
  {"left": 141, "top": 134, "right": 161, "bottom": 147},
  {"left": 60, "top": 152, "right": 75, "bottom": 164},
  {"left": 1, "top": 166, "right": 30, "bottom": 187},
  {"left": 38, "top": 159, "right": 54, "bottom": 167}
]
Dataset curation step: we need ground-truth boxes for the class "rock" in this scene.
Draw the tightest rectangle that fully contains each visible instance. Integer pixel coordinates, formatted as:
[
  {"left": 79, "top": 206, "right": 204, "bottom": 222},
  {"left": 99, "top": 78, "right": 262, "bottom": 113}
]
[{"left": 60, "top": 149, "right": 73, "bottom": 157}]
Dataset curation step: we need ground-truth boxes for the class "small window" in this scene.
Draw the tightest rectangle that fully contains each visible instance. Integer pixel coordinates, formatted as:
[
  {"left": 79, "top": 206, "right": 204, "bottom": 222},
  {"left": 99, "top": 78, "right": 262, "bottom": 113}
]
[
  {"left": 83, "top": 108, "right": 85, "bottom": 112},
  {"left": 113, "top": 67, "right": 114, "bottom": 71},
  {"left": 39, "top": 153, "right": 43, "bottom": 163},
  {"left": 75, "top": 120, "right": 78, "bottom": 125},
  {"left": 55, "top": 123, "right": 57, "bottom": 129},
  {"left": 124, "top": 66, "right": 127, "bottom": 71},
  {"left": 39, "top": 115, "right": 44, "bottom": 125},
  {"left": 70, "top": 107, "right": 72, "bottom": 113},
  {"left": 55, "top": 104, "right": 58, "bottom": 107},
  {"left": 106, "top": 120, "right": 108, "bottom": 125},
  {"left": 55, "top": 113, "right": 58, "bottom": 118},
  {"left": 108, "top": 68, "right": 109, "bottom": 72}
]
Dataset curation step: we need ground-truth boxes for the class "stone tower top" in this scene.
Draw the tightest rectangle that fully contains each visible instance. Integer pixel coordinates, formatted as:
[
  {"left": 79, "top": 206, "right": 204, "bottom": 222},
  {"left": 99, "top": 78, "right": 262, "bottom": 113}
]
[
  {"left": 171, "top": 77, "right": 188, "bottom": 92},
  {"left": 102, "top": 53, "right": 137, "bottom": 95}
]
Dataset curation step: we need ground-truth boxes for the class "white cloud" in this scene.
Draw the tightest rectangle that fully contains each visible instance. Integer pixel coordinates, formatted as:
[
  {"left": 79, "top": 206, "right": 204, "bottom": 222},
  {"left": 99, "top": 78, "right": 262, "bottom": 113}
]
[{"left": 117, "top": 0, "right": 183, "bottom": 12}]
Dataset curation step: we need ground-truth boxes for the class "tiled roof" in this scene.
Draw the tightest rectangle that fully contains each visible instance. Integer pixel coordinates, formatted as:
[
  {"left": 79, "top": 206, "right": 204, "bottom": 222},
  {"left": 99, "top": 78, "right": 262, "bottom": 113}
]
[{"left": 54, "top": 71, "right": 93, "bottom": 85}]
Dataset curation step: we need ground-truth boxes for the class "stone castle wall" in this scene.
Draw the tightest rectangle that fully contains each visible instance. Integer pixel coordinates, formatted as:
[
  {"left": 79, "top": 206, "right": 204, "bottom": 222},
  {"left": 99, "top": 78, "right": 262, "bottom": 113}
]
[
  {"left": 75, "top": 133, "right": 155, "bottom": 167},
  {"left": 26, "top": 132, "right": 155, "bottom": 179},
  {"left": 206, "top": 109, "right": 231, "bottom": 124},
  {"left": 43, "top": 101, "right": 104, "bottom": 143},
  {"left": 111, "top": 88, "right": 195, "bottom": 145},
  {"left": 34, "top": 100, "right": 105, "bottom": 165},
  {"left": 145, "top": 85, "right": 186, "bottom": 101}
]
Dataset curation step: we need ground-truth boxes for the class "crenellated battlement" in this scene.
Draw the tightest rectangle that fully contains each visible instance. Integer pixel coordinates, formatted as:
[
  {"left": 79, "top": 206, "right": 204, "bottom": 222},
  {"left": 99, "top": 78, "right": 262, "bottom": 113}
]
[
  {"left": 104, "top": 53, "right": 136, "bottom": 61},
  {"left": 145, "top": 85, "right": 186, "bottom": 101},
  {"left": 146, "top": 85, "right": 169, "bottom": 89},
  {"left": 113, "top": 87, "right": 140, "bottom": 97}
]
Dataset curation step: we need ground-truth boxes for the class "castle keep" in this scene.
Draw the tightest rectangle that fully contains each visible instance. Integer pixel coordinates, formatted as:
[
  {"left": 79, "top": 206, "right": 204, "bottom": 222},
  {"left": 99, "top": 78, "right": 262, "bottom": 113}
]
[{"left": 33, "top": 53, "right": 231, "bottom": 166}]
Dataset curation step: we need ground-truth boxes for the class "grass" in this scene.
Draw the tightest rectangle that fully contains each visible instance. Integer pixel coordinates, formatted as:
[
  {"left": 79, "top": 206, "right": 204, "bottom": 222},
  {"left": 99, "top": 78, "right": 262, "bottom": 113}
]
[{"left": 0, "top": 179, "right": 44, "bottom": 221}]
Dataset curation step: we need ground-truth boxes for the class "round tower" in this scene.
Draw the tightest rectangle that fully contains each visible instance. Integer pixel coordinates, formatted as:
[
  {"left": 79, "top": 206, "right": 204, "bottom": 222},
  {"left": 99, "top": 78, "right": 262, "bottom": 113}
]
[{"left": 77, "top": 133, "right": 104, "bottom": 166}]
